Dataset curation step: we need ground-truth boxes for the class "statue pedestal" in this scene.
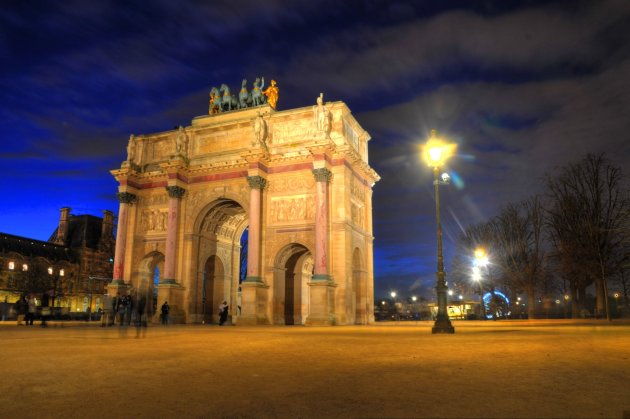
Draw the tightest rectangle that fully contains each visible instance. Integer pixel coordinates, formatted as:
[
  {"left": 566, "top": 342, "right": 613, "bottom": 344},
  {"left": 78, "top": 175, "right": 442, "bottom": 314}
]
[
  {"left": 238, "top": 280, "right": 269, "bottom": 325},
  {"left": 305, "top": 280, "right": 337, "bottom": 326}
]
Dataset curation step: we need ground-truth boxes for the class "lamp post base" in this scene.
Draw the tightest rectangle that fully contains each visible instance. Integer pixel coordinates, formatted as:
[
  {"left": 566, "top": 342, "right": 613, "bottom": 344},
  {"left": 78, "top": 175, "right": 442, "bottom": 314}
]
[{"left": 432, "top": 318, "right": 455, "bottom": 334}]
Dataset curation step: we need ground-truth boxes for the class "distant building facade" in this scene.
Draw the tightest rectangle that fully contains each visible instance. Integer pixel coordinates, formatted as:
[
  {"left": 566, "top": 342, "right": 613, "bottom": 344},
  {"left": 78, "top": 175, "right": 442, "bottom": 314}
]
[
  {"left": 0, "top": 208, "right": 115, "bottom": 313},
  {"left": 111, "top": 96, "right": 379, "bottom": 325}
]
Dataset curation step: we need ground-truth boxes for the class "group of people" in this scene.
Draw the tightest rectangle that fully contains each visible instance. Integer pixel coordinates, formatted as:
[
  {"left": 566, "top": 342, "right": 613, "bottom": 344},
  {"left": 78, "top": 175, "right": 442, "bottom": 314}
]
[
  {"left": 11, "top": 291, "right": 231, "bottom": 327},
  {"left": 14, "top": 293, "right": 50, "bottom": 327},
  {"left": 100, "top": 291, "right": 150, "bottom": 329}
]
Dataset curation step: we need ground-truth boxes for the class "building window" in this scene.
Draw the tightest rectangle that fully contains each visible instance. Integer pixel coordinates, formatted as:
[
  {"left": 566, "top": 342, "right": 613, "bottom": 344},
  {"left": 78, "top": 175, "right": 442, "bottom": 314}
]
[
  {"left": 22, "top": 264, "right": 28, "bottom": 271},
  {"left": 59, "top": 269, "right": 65, "bottom": 277},
  {"left": 48, "top": 267, "right": 53, "bottom": 275},
  {"left": 8, "top": 261, "right": 15, "bottom": 270}
]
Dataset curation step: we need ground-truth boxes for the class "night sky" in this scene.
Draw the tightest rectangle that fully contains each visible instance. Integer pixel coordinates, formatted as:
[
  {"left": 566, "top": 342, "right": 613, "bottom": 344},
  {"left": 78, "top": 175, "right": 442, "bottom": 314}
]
[{"left": 2, "top": 1, "right": 629, "bottom": 299}]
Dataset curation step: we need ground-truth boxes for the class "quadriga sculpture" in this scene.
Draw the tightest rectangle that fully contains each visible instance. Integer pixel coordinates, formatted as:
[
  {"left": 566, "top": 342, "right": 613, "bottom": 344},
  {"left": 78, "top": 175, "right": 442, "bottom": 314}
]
[{"left": 208, "top": 77, "right": 270, "bottom": 114}]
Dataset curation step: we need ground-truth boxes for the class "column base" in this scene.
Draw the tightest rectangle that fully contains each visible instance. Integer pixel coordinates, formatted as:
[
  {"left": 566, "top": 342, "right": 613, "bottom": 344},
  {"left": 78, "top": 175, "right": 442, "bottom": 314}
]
[
  {"left": 305, "top": 280, "right": 337, "bottom": 326},
  {"left": 239, "top": 281, "right": 269, "bottom": 325},
  {"left": 157, "top": 282, "right": 186, "bottom": 324},
  {"left": 311, "top": 274, "right": 332, "bottom": 282},
  {"left": 159, "top": 278, "right": 179, "bottom": 285}
]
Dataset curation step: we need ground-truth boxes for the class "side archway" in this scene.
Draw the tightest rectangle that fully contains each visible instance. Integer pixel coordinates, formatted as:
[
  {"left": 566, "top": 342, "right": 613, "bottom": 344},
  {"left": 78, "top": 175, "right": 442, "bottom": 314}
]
[
  {"left": 135, "top": 251, "right": 164, "bottom": 316},
  {"left": 273, "top": 243, "right": 313, "bottom": 325},
  {"left": 202, "top": 255, "right": 225, "bottom": 324}
]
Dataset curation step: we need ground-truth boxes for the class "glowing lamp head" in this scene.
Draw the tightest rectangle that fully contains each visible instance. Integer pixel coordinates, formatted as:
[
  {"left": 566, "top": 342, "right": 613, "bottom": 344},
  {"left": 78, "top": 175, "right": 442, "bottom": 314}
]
[
  {"left": 422, "top": 129, "right": 456, "bottom": 168},
  {"left": 474, "top": 248, "right": 489, "bottom": 266}
]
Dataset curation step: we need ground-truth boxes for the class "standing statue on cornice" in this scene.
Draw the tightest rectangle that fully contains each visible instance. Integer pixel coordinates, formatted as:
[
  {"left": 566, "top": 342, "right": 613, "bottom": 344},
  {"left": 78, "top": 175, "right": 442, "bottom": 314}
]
[
  {"left": 176, "top": 125, "right": 189, "bottom": 158},
  {"left": 314, "top": 93, "right": 331, "bottom": 134},
  {"left": 127, "top": 134, "right": 136, "bottom": 162},
  {"left": 263, "top": 79, "right": 279, "bottom": 110},
  {"left": 252, "top": 112, "right": 268, "bottom": 150}
]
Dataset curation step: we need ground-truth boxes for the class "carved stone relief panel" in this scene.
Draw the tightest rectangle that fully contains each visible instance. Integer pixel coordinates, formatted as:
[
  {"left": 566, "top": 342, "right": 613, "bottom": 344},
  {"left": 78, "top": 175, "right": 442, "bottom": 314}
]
[
  {"left": 270, "top": 119, "right": 313, "bottom": 146},
  {"left": 142, "top": 194, "right": 169, "bottom": 207},
  {"left": 268, "top": 176, "right": 315, "bottom": 194},
  {"left": 150, "top": 137, "right": 175, "bottom": 161},
  {"left": 140, "top": 209, "right": 168, "bottom": 232},
  {"left": 343, "top": 118, "right": 360, "bottom": 152},
  {"left": 350, "top": 177, "right": 366, "bottom": 202},
  {"left": 269, "top": 195, "right": 315, "bottom": 224},
  {"left": 351, "top": 202, "right": 364, "bottom": 229}
]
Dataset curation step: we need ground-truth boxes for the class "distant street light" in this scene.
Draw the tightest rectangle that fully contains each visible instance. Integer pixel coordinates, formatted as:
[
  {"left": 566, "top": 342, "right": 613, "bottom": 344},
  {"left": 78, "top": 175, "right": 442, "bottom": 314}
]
[{"left": 423, "top": 129, "right": 456, "bottom": 334}]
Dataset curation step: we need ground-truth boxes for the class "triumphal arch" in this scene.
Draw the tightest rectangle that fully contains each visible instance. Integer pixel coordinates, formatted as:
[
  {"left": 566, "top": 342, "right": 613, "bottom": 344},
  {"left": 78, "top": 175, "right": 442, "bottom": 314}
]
[{"left": 110, "top": 86, "right": 379, "bottom": 325}]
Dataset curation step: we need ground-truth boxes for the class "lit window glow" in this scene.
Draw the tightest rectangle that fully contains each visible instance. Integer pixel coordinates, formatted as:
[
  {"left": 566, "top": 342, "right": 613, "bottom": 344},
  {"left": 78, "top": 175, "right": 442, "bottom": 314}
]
[{"left": 8, "top": 261, "right": 15, "bottom": 270}]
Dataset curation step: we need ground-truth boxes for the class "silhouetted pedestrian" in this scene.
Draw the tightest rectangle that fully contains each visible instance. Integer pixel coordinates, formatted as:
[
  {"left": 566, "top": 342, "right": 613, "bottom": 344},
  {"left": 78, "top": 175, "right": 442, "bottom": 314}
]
[
  {"left": 16, "top": 295, "right": 27, "bottom": 325},
  {"left": 161, "top": 301, "right": 169, "bottom": 325},
  {"left": 26, "top": 295, "right": 36, "bottom": 325},
  {"left": 219, "top": 301, "right": 228, "bottom": 326}
]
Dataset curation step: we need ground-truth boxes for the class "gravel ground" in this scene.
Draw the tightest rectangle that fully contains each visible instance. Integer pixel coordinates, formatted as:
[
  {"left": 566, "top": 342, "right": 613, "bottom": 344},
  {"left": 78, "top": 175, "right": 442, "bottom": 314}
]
[{"left": 1, "top": 319, "right": 629, "bottom": 419}]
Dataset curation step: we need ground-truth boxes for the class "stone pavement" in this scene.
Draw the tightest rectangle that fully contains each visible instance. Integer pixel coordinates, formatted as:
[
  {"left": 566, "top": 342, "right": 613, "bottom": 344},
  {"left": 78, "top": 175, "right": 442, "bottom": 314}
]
[{"left": 1, "top": 320, "right": 629, "bottom": 419}]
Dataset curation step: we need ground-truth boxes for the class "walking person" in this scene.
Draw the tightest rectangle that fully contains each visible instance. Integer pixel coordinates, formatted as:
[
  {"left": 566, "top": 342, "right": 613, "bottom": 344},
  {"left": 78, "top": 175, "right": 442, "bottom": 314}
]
[
  {"left": 219, "top": 301, "right": 229, "bottom": 326},
  {"left": 160, "top": 301, "right": 169, "bottom": 325},
  {"left": 116, "top": 293, "right": 127, "bottom": 327},
  {"left": 26, "top": 295, "right": 36, "bottom": 325},
  {"left": 16, "top": 295, "right": 27, "bottom": 325}
]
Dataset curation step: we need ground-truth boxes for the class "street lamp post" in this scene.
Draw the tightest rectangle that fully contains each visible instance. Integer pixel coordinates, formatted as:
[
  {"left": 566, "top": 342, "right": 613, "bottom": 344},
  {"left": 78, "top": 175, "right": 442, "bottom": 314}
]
[
  {"left": 473, "top": 248, "right": 489, "bottom": 320},
  {"left": 390, "top": 291, "right": 398, "bottom": 321},
  {"left": 423, "top": 129, "right": 456, "bottom": 334}
]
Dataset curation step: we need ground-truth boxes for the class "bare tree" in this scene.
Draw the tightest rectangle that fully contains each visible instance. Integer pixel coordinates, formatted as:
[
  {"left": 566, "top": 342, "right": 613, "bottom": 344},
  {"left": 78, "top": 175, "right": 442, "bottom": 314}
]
[
  {"left": 546, "top": 154, "right": 629, "bottom": 320},
  {"left": 491, "top": 197, "right": 550, "bottom": 319}
]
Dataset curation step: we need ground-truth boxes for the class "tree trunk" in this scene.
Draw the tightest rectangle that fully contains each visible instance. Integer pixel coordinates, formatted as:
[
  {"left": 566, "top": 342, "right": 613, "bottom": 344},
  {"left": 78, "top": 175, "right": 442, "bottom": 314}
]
[{"left": 527, "top": 288, "right": 536, "bottom": 319}]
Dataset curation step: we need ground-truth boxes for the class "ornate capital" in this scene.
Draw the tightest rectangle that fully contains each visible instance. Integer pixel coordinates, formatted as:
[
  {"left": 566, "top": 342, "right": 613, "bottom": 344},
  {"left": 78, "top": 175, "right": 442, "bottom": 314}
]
[
  {"left": 312, "top": 168, "right": 332, "bottom": 183},
  {"left": 116, "top": 192, "right": 137, "bottom": 204},
  {"left": 166, "top": 185, "right": 186, "bottom": 199},
  {"left": 247, "top": 175, "right": 267, "bottom": 190}
]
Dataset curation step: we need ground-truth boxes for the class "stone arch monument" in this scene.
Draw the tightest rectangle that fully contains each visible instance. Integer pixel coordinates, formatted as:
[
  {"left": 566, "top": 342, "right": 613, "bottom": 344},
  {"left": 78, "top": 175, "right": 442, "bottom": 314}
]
[{"left": 110, "top": 94, "right": 379, "bottom": 325}]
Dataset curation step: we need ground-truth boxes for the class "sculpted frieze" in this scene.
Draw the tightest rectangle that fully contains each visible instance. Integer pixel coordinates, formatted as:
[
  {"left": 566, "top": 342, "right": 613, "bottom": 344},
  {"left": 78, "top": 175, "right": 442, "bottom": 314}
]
[
  {"left": 268, "top": 176, "right": 315, "bottom": 194},
  {"left": 270, "top": 119, "right": 313, "bottom": 146},
  {"left": 351, "top": 203, "right": 364, "bottom": 229},
  {"left": 141, "top": 194, "right": 169, "bottom": 207},
  {"left": 343, "top": 119, "right": 360, "bottom": 152},
  {"left": 269, "top": 195, "right": 315, "bottom": 224},
  {"left": 150, "top": 138, "right": 175, "bottom": 161},
  {"left": 140, "top": 209, "right": 168, "bottom": 232},
  {"left": 350, "top": 177, "right": 366, "bottom": 202}
]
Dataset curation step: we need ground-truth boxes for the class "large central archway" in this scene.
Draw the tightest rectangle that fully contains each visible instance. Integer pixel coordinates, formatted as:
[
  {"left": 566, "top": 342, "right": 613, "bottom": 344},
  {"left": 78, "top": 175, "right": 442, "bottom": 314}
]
[
  {"left": 194, "top": 198, "right": 247, "bottom": 324},
  {"left": 273, "top": 243, "right": 313, "bottom": 325}
]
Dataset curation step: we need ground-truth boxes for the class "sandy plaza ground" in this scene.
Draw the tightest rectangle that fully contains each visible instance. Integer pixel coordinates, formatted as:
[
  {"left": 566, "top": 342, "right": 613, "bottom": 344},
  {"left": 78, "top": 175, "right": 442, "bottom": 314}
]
[{"left": 1, "top": 319, "right": 629, "bottom": 419}]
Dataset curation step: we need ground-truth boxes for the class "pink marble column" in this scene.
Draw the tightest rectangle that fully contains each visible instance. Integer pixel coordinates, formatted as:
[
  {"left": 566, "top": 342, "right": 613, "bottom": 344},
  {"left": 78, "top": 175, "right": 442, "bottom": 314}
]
[
  {"left": 312, "top": 168, "right": 332, "bottom": 281},
  {"left": 163, "top": 186, "right": 186, "bottom": 283},
  {"left": 113, "top": 192, "right": 136, "bottom": 284},
  {"left": 246, "top": 176, "right": 266, "bottom": 282}
]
